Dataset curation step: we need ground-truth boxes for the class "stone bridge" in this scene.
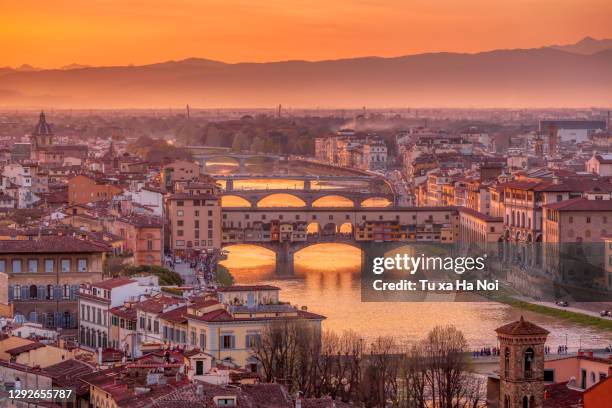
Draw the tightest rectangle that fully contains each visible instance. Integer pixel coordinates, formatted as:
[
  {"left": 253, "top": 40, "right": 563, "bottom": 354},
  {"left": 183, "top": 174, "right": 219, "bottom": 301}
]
[
  {"left": 221, "top": 189, "right": 395, "bottom": 208},
  {"left": 190, "top": 150, "right": 284, "bottom": 173},
  {"left": 222, "top": 235, "right": 427, "bottom": 275}
]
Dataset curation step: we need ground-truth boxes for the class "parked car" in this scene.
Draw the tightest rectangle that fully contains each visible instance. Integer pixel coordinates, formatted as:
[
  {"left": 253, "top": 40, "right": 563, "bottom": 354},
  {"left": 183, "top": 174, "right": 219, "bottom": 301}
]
[
  {"left": 555, "top": 301, "right": 569, "bottom": 307},
  {"left": 600, "top": 310, "right": 611, "bottom": 317}
]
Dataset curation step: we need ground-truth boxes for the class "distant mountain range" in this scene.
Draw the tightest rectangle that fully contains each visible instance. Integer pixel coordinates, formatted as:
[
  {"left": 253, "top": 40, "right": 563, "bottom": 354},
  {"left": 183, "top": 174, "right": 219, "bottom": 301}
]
[{"left": 1, "top": 37, "right": 611, "bottom": 108}]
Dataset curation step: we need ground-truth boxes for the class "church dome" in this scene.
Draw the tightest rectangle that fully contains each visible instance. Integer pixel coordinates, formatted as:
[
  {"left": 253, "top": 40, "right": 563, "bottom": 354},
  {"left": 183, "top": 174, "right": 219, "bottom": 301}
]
[{"left": 33, "top": 111, "right": 53, "bottom": 136}]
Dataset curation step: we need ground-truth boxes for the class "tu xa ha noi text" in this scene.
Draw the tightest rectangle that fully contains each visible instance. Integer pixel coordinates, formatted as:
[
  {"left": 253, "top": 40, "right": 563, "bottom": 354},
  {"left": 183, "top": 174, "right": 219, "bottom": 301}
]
[{"left": 370, "top": 253, "right": 499, "bottom": 292}]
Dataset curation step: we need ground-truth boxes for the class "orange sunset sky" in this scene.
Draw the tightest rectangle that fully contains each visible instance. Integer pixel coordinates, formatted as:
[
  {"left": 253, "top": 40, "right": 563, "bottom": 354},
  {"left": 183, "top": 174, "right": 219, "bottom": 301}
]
[{"left": 2, "top": 0, "right": 612, "bottom": 67}]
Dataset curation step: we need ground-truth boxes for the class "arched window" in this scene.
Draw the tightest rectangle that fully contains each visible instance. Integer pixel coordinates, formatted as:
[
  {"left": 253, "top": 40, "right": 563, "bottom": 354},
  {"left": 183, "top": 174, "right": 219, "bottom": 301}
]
[
  {"left": 29, "top": 285, "right": 37, "bottom": 299},
  {"left": 523, "top": 396, "right": 529, "bottom": 408},
  {"left": 524, "top": 348, "right": 534, "bottom": 378},
  {"left": 504, "top": 396, "right": 510, "bottom": 408},
  {"left": 504, "top": 348, "right": 510, "bottom": 378},
  {"left": 529, "top": 396, "right": 535, "bottom": 407}
]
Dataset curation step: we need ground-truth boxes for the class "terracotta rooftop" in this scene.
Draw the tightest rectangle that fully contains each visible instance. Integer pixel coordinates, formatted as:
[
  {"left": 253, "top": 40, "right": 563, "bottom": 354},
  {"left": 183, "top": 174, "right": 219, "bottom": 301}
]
[
  {"left": 495, "top": 316, "right": 549, "bottom": 336},
  {"left": 544, "top": 197, "right": 612, "bottom": 212},
  {"left": 458, "top": 206, "right": 503, "bottom": 222},
  {"left": 134, "top": 295, "right": 184, "bottom": 314},
  {"left": 543, "top": 382, "right": 583, "bottom": 408},
  {"left": 94, "top": 277, "right": 136, "bottom": 290},
  {"left": 42, "top": 359, "right": 95, "bottom": 396},
  {"left": 0, "top": 236, "right": 110, "bottom": 253},
  {"left": 167, "top": 193, "right": 219, "bottom": 200},
  {"left": 217, "top": 285, "right": 280, "bottom": 292},
  {"left": 6, "top": 341, "right": 46, "bottom": 355}
]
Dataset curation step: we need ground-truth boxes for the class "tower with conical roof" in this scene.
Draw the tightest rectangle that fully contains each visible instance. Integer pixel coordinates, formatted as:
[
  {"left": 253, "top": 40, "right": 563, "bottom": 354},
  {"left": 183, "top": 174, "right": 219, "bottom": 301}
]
[
  {"left": 496, "top": 316, "right": 549, "bottom": 408},
  {"left": 31, "top": 111, "right": 54, "bottom": 150}
]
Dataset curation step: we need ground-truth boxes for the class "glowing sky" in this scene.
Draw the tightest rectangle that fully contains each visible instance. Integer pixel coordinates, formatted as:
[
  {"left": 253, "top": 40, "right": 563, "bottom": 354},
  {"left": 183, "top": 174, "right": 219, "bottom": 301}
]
[{"left": 2, "top": 0, "right": 611, "bottom": 67}]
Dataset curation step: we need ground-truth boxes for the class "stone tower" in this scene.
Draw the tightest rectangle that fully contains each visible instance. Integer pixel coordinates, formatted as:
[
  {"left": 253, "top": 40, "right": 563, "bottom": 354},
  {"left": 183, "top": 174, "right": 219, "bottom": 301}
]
[
  {"left": 32, "top": 111, "right": 54, "bottom": 149},
  {"left": 496, "top": 316, "right": 549, "bottom": 408}
]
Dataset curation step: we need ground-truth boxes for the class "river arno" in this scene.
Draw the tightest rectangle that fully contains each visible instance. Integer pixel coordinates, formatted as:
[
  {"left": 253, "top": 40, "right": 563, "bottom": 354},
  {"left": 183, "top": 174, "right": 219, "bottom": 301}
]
[{"left": 220, "top": 243, "right": 612, "bottom": 350}]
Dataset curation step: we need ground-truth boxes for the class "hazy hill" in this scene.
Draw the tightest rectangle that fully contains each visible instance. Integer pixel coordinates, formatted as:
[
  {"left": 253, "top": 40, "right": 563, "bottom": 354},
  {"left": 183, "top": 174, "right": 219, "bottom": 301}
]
[
  {"left": 551, "top": 36, "right": 612, "bottom": 55},
  {"left": 1, "top": 40, "right": 611, "bottom": 108}
]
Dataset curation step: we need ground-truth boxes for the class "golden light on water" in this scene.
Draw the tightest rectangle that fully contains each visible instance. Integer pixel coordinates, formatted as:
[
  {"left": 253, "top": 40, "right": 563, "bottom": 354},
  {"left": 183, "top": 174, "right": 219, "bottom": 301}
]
[
  {"left": 361, "top": 197, "right": 392, "bottom": 207},
  {"left": 220, "top": 244, "right": 276, "bottom": 283},
  {"left": 221, "top": 195, "right": 252, "bottom": 207},
  {"left": 312, "top": 195, "right": 354, "bottom": 207},
  {"left": 257, "top": 193, "right": 306, "bottom": 207}
]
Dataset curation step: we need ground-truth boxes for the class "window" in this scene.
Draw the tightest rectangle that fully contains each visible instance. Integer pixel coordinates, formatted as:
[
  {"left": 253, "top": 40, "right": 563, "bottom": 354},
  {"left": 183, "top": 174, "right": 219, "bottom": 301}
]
[
  {"left": 177, "top": 200, "right": 184, "bottom": 206},
  {"left": 177, "top": 210, "right": 184, "bottom": 216},
  {"left": 27, "top": 259, "right": 38, "bottom": 273},
  {"left": 139, "top": 316, "right": 145, "bottom": 329},
  {"left": 63, "top": 285, "right": 70, "bottom": 299},
  {"left": 147, "top": 240, "right": 153, "bottom": 251},
  {"left": 245, "top": 333, "right": 260, "bottom": 348},
  {"left": 177, "top": 230, "right": 184, "bottom": 236},
  {"left": 0, "top": 260, "right": 5, "bottom": 273},
  {"left": 504, "top": 348, "right": 510, "bottom": 378},
  {"left": 221, "top": 334, "right": 235, "bottom": 349},
  {"left": 154, "top": 320, "right": 159, "bottom": 334},
  {"left": 176, "top": 240, "right": 185, "bottom": 246},
  {"left": 13, "top": 285, "right": 20, "bottom": 300},
  {"left": 195, "top": 220, "right": 199, "bottom": 229},
  {"left": 200, "top": 331, "right": 206, "bottom": 349},
  {"left": 586, "top": 216, "right": 591, "bottom": 224},
  {"left": 569, "top": 216, "right": 573, "bottom": 224},
  {"left": 208, "top": 210, "right": 213, "bottom": 216},
  {"left": 524, "top": 348, "right": 534, "bottom": 379},
  {"left": 177, "top": 220, "right": 184, "bottom": 226},
  {"left": 61, "top": 259, "right": 70, "bottom": 272},
  {"left": 44, "top": 259, "right": 54, "bottom": 273},
  {"left": 195, "top": 210, "right": 199, "bottom": 217},
  {"left": 544, "top": 369, "right": 554, "bottom": 382},
  {"left": 77, "top": 259, "right": 87, "bottom": 272},
  {"left": 12, "top": 259, "right": 22, "bottom": 273}
]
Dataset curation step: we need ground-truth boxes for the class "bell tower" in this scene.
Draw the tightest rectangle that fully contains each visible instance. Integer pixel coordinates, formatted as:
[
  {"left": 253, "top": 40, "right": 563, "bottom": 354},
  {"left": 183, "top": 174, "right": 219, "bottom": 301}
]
[{"left": 496, "top": 316, "right": 549, "bottom": 408}]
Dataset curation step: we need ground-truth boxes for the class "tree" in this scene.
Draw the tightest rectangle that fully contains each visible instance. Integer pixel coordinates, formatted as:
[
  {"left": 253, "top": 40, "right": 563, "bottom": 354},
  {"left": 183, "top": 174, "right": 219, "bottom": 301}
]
[{"left": 119, "top": 265, "right": 183, "bottom": 285}]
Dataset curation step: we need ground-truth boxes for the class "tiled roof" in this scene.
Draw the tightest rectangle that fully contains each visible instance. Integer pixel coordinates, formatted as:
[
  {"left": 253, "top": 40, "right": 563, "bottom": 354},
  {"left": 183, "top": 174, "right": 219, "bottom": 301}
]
[
  {"left": 6, "top": 341, "right": 46, "bottom": 355},
  {"left": 543, "top": 382, "right": 583, "bottom": 408},
  {"left": 495, "top": 316, "right": 549, "bottom": 336},
  {"left": 42, "top": 359, "right": 95, "bottom": 396},
  {"left": 217, "top": 285, "right": 280, "bottom": 292},
  {"left": 134, "top": 295, "right": 183, "bottom": 314},
  {"left": 167, "top": 193, "right": 218, "bottom": 200},
  {"left": 544, "top": 197, "right": 612, "bottom": 212},
  {"left": 458, "top": 206, "right": 503, "bottom": 222},
  {"left": 94, "top": 277, "right": 136, "bottom": 290},
  {"left": 158, "top": 305, "right": 188, "bottom": 324},
  {"left": 150, "top": 382, "right": 291, "bottom": 408},
  {"left": 0, "top": 236, "right": 110, "bottom": 253}
]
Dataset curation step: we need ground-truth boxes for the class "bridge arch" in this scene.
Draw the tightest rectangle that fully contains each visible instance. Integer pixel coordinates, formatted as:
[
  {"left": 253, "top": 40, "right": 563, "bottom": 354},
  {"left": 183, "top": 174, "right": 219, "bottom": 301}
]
[
  {"left": 257, "top": 193, "right": 306, "bottom": 208},
  {"left": 338, "top": 222, "right": 353, "bottom": 234},
  {"left": 221, "top": 195, "right": 252, "bottom": 207},
  {"left": 306, "top": 221, "right": 321, "bottom": 234},
  {"left": 361, "top": 197, "right": 392, "bottom": 208},
  {"left": 311, "top": 195, "right": 355, "bottom": 208}
]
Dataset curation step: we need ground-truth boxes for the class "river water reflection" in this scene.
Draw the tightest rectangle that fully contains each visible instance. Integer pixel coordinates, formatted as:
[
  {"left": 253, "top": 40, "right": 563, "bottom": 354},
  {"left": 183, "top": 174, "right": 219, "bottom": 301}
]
[{"left": 220, "top": 244, "right": 612, "bottom": 349}]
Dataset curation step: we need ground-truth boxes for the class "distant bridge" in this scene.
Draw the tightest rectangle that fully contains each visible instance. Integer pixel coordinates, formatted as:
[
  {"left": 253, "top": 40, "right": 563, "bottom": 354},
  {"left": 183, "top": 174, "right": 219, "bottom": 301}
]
[
  {"left": 221, "top": 189, "right": 395, "bottom": 208},
  {"left": 187, "top": 146, "right": 284, "bottom": 173}
]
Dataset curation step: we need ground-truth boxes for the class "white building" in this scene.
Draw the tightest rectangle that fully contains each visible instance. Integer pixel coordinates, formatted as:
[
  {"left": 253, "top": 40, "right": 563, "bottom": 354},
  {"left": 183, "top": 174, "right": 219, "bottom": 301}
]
[
  {"left": 586, "top": 153, "right": 612, "bottom": 177},
  {"left": 78, "top": 276, "right": 159, "bottom": 350}
]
